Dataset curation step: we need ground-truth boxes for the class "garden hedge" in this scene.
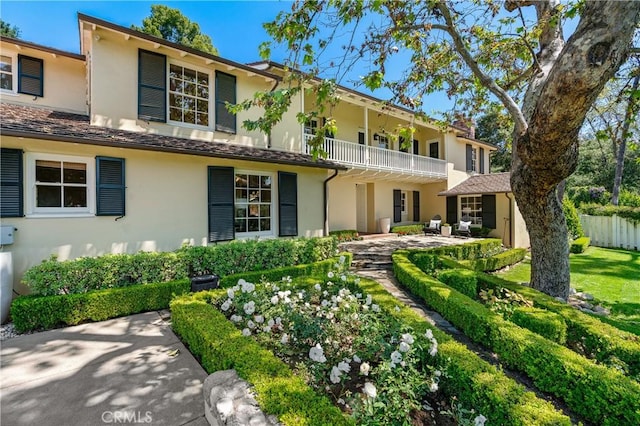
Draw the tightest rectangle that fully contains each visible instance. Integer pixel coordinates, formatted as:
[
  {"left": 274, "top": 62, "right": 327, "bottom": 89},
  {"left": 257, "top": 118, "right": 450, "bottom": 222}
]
[
  {"left": 174, "top": 266, "right": 569, "bottom": 425},
  {"left": 511, "top": 307, "right": 567, "bottom": 344},
  {"left": 390, "top": 224, "right": 424, "bottom": 235},
  {"left": 394, "top": 249, "right": 640, "bottom": 425},
  {"left": 426, "top": 238, "right": 503, "bottom": 260},
  {"left": 437, "top": 269, "right": 478, "bottom": 299},
  {"left": 570, "top": 237, "right": 590, "bottom": 254},
  {"left": 460, "top": 248, "right": 527, "bottom": 272},
  {"left": 478, "top": 273, "right": 640, "bottom": 378},
  {"left": 171, "top": 292, "right": 352, "bottom": 426},
  {"left": 328, "top": 229, "right": 361, "bottom": 242},
  {"left": 11, "top": 279, "right": 190, "bottom": 332}
]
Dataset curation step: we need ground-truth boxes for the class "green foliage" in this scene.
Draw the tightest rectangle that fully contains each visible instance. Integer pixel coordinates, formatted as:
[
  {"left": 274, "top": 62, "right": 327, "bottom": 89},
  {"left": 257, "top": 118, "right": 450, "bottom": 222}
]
[
  {"left": 11, "top": 280, "right": 189, "bottom": 332},
  {"left": 23, "top": 237, "right": 337, "bottom": 296},
  {"left": 479, "top": 287, "right": 533, "bottom": 319},
  {"left": 328, "top": 229, "right": 361, "bottom": 242},
  {"left": 0, "top": 19, "right": 20, "bottom": 38},
  {"left": 570, "top": 237, "right": 590, "bottom": 254},
  {"left": 618, "top": 189, "right": 640, "bottom": 207},
  {"left": 426, "top": 238, "right": 503, "bottom": 260},
  {"left": 470, "top": 226, "right": 493, "bottom": 238},
  {"left": 171, "top": 294, "right": 351, "bottom": 425},
  {"left": 568, "top": 186, "right": 611, "bottom": 206},
  {"left": 437, "top": 269, "right": 478, "bottom": 299},
  {"left": 132, "top": 4, "right": 218, "bottom": 54},
  {"left": 390, "top": 251, "right": 570, "bottom": 425},
  {"left": 409, "top": 253, "right": 442, "bottom": 275},
  {"left": 390, "top": 224, "right": 424, "bottom": 235},
  {"left": 511, "top": 307, "right": 567, "bottom": 344},
  {"left": 562, "top": 198, "right": 584, "bottom": 239},
  {"left": 479, "top": 273, "right": 640, "bottom": 378},
  {"left": 462, "top": 248, "right": 527, "bottom": 272},
  {"left": 579, "top": 203, "right": 640, "bottom": 223},
  {"left": 475, "top": 105, "right": 514, "bottom": 173},
  {"left": 394, "top": 251, "right": 640, "bottom": 425}
]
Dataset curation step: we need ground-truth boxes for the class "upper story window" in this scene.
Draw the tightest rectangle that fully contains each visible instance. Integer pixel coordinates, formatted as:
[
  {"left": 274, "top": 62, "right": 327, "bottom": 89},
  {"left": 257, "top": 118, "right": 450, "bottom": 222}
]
[
  {"left": 466, "top": 144, "right": 478, "bottom": 173},
  {"left": 169, "top": 64, "right": 209, "bottom": 126},
  {"left": 304, "top": 118, "right": 318, "bottom": 135},
  {"left": 1, "top": 55, "right": 14, "bottom": 91},
  {"left": 374, "top": 133, "right": 389, "bottom": 149}
]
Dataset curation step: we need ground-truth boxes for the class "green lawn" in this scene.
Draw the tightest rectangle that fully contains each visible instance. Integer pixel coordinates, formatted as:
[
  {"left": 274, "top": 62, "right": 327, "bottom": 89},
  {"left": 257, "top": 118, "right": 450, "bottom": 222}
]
[{"left": 497, "top": 246, "right": 640, "bottom": 335}]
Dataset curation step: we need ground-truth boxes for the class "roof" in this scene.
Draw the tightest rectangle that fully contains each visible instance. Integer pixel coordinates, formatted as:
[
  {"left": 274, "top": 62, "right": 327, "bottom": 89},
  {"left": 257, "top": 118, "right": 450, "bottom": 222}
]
[
  {"left": 438, "top": 172, "right": 511, "bottom": 196},
  {"left": 0, "top": 103, "right": 345, "bottom": 171},
  {"left": 77, "top": 13, "right": 280, "bottom": 83},
  {"left": 0, "top": 36, "right": 85, "bottom": 61}
]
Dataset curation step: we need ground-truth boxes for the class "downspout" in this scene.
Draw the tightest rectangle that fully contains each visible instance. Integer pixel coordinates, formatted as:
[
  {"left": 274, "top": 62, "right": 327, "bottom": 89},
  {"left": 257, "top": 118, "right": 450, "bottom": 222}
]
[
  {"left": 324, "top": 169, "right": 339, "bottom": 236},
  {"left": 505, "top": 192, "right": 514, "bottom": 248},
  {"left": 266, "top": 79, "right": 279, "bottom": 149}
]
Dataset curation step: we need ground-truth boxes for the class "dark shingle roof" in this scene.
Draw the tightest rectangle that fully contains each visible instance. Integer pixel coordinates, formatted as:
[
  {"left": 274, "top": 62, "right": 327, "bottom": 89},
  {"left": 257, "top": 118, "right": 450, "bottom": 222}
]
[
  {"left": 0, "top": 103, "right": 345, "bottom": 170},
  {"left": 438, "top": 172, "right": 511, "bottom": 196}
]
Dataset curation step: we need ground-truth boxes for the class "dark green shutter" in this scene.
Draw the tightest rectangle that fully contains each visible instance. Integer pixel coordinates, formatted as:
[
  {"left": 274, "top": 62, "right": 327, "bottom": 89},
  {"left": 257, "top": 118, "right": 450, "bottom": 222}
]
[
  {"left": 96, "top": 157, "right": 125, "bottom": 216},
  {"left": 393, "top": 189, "right": 401, "bottom": 223},
  {"left": 480, "top": 147, "right": 485, "bottom": 174},
  {"left": 446, "top": 196, "right": 458, "bottom": 225},
  {"left": 278, "top": 171, "right": 298, "bottom": 236},
  {"left": 0, "top": 148, "right": 23, "bottom": 217},
  {"left": 18, "top": 55, "right": 43, "bottom": 97},
  {"left": 358, "top": 132, "right": 365, "bottom": 145},
  {"left": 413, "top": 191, "right": 420, "bottom": 222},
  {"left": 215, "top": 71, "right": 236, "bottom": 133},
  {"left": 138, "top": 49, "right": 166, "bottom": 122},
  {"left": 208, "top": 166, "right": 235, "bottom": 242},
  {"left": 429, "top": 141, "right": 439, "bottom": 158},
  {"left": 482, "top": 194, "right": 497, "bottom": 229},
  {"left": 466, "top": 144, "right": 473, "bottom": 171},
  {"left": 413, "top": 139, "right": 419, "bottom": 155}
]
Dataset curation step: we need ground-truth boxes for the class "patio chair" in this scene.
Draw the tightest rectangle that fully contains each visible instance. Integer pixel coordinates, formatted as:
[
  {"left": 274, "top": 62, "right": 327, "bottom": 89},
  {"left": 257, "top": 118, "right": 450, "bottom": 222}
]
[
  {"left": 423, "top": 215, "right": 442, "bottom": 236},
  {"left": 453, "top": 216, "right": 473, "bottom": 238}
]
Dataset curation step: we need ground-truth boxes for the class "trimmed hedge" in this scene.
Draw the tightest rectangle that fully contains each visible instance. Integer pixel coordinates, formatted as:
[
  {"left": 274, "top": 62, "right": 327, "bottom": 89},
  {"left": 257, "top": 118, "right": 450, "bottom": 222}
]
[
  {"left": 11, "top": 280, "right": 190, "bottom": 332},
  {"left": 388, "top": 253, "right": 570, "bottom": 425},
  {"left": 390, "top": 224, "right": 423, "bottom": 235},
  {"left": 171, "top": 294, "right": 351, "bottom": 426},
  {"left": 427, "top": 238, "right": 503, "bottom": 260},
  {"left": 580, "top": 203, "right": 640, "bottom": 224},
  {"left": 437, "top": 269, "right": 478, "bottom": 298},
  {"left": 23, "top": 237, "right": 337, "bottom": 296},
  {"left": 570, "top": 237, "right": 590, "bottom": 254},
  {"left": 512, "top": 307, "right": 567, "bottom": 344},
  {"left": 329, "top": 229, "right": 360, "bottom": 242},
  {"left": 461, "top": 248, "right": 527, "bottom": 272},
  {"left": 408, "top": 253, "right": 442, "bottom": 275},
  {"left": 478, "top": 273, "right": 640, "bottom": 378},
  {"left": 394, "top": 250, "right": 640, "bottom": 425}
]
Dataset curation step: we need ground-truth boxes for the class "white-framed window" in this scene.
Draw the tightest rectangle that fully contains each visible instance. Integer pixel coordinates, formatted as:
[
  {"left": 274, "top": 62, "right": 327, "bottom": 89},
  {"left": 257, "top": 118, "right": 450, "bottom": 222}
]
[
  {"left": 460, "top": 195, "right": 482, "bottom": 226},
  {"left": 304, "top": 118, "right": 318, "bottom": 135},
  {"left": 471, "top": 148, "right": 477, "bottom": 172},
  {"left": 26, "top": 153, "right": 95, "bottom": 217},
  {"left": 168, "top": 62, "right": 210, "bottom": 127},
  {"left": 400, "top": 191, "right": 408, "bottom": 220},
  {"left": 0, "top": 54, "right": 15, "bottom": 92},
  {"left": 374, "top": 133, "right": 389, "bottom": 149},
  {"left": 234, "top": 171, "right": 274, "bottom": 237}
]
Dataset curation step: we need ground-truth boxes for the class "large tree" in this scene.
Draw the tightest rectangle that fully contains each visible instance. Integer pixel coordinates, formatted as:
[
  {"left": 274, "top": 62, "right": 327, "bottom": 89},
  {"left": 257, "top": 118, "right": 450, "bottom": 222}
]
[
  {"left": 236, "top": 0, "right": 639, "bottom": 298},
  {"left": 0, "top": 19, "right": 20, "bottom": 38},
  {"left": 132, "top": 5, "right": 218, "bottom": 55}
]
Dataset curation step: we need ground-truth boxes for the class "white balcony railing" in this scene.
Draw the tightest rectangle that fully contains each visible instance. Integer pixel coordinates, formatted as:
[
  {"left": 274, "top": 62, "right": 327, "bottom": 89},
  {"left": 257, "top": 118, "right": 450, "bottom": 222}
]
[{"left": 304, "top": 134, "right": 447, "bottom": 178}]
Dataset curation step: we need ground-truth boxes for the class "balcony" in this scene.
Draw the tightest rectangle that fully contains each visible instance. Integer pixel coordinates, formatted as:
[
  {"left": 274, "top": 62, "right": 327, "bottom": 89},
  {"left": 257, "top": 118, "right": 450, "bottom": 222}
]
[{"left": 304, "top": 134, "right": 447, "bottom": 181}]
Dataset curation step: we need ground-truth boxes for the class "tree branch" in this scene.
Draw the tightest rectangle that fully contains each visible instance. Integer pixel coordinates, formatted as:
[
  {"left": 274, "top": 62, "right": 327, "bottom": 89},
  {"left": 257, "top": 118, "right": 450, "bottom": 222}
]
[{"left": 436, "top": 2, "right": 527, "bottom": 133}]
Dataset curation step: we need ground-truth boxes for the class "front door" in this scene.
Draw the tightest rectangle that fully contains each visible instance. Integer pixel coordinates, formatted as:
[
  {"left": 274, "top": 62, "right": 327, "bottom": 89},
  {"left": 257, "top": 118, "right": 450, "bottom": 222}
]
[{"left": 356, "top": 184, "right": 367, "bottom": 232}]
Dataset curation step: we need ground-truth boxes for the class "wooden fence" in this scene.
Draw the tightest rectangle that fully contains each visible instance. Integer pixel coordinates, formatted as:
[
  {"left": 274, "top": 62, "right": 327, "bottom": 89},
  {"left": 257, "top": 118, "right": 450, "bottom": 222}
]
[{"left": 579, "top": 214, "right": 640, "bottom": 251}]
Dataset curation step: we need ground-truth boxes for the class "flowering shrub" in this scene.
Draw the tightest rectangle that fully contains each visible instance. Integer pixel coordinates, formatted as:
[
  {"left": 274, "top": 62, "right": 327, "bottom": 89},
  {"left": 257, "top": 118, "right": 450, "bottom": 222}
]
[{"left": 213, "top": 257, "right": 447, "bottom": 424}]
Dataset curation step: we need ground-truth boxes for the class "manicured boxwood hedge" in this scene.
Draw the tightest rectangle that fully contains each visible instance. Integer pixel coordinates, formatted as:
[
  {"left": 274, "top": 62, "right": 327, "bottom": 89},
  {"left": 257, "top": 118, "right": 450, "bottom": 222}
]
[
  {"left": 11, "top": 280, "right": 190, "bottom": 332},
  {"left": 460, "top": 248, "right": 528, "bottom": 272},
  {"left": 394, "top": 249, "right": 640, "bottom": 426},
  {"left": 390, "top": 224, "right": 424, "bottom": 235},
  {"left": 478, "top": 272, "right": 640, "bottom": 378},
  {"left": 511, "top": 307, "right": 567, "bottom": 344},
  {"left": 427, "top": 238, "right": 503, "bottom": 260},
  {"left": 570, "top": 237, "right": 590, "bottom": 254},
  {"left": 174, "top": 267, "right": 569, "bottom": 425},
  {"left": 437, "top": 269, "right": 478, "bottom": 298}
]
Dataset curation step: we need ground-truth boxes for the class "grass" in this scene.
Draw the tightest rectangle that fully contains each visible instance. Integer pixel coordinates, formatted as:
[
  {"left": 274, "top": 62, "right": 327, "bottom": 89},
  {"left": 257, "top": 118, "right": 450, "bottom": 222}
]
[{"left": 497, "top": 247, "right": 640, "bottom": 335}]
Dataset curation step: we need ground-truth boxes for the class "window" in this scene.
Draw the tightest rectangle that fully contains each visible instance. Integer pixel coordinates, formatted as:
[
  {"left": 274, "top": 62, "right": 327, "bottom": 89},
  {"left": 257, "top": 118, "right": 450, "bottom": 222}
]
[
  {"left": 234, "top": 172, "right": 273, "bottom": 236},
  {"left": 374, "top": 134, "right": 389, "bottom": 149},
  {"left": 304, "top": 118, "right": 318, "bottom": 135},
  {"left": 18, "top": 55, "right": 43, "bottom": 97},
  {"left": 401, "top": 191, "right": 407, "bottom": 215},
  {"left": 1, "top": 55, "right": 14, "bottom": 91},
  {"left": 169, "top": 63, "right": 209, "bottom": 126},
  {"left": 26, "top": 153, "right": 95, "bottom": 216},
  {"left": 429, "top": 141, "right": 439, "bottom": 159},
  {"left": 460, "top": 195, "right": 482, "bottom": 226},
  {"left": 471, "top": 148, "right": 477, "bottom": 172}
]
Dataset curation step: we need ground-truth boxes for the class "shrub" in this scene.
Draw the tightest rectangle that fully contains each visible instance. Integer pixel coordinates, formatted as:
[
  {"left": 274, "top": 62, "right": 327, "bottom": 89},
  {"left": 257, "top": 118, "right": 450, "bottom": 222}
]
[
  {"left": 511, "top": 307, "right": 567, "bottom": 344},
  {"left": 568, "top": 186, "right": 611, "bottom": 206},
  {"left": 570, "top": 237, "right": 590, "bottom": 254},
  {"left": 618, "top": 189, "right": 640, "bottom": 208},
  {"left": 437, "top": 269, "right": 478, "bottom": 299},
  {"left": 329, "top": 229, "right": 360, "bottom": 242},
  {"left": 462, "top": 248, "right": 527, "bottom": 272},
  {"left": 478, "top": 273, "right": 640, "bottom": 378},
  {"left": 470, "top": 226, "right": 492, "bottom": 237},
  {"left": 408, "top": 253, "right": 442, "bottom": 275},
  {"left": 390, "top": 224, "right": 423, "bottom": 235},
  {"left": 11, "top": 280, "right": 190, "bottom": 332},
  {"left": 427, "top": 239, "right": 503, "bottom": 260},
  {"left": 563, "top": 198, "right": 584, "bottom": 239},
  {"left": 394, "top": 251, "right": 640, "bottom": 425},
  {"left": 579, "top": 203, "right": 640, "bottom": 224}
]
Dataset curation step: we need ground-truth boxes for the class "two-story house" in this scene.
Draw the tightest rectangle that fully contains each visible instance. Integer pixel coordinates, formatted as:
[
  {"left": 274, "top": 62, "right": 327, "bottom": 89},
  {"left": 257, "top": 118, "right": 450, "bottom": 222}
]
[{"left": 0, "top": 13, "right": 529, "bottom": 296}]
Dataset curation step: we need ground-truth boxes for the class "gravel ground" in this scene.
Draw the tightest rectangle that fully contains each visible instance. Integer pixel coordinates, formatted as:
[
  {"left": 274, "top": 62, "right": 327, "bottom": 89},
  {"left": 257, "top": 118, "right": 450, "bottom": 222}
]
[{"left": 0, "top": 322, "right": 34, "bottom": 341}]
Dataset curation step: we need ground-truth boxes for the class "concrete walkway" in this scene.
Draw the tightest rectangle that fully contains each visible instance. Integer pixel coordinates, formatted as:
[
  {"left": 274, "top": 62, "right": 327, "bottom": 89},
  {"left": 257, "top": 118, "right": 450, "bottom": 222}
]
[{"left": 0, "top": 311, "right": 208, "bottom": 426}]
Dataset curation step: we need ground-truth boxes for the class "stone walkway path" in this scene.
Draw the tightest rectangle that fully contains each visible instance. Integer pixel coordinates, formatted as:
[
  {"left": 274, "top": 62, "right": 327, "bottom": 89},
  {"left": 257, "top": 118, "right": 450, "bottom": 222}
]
[{"left": 339, "top": 234, "right": 583, "bottom": 425}]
